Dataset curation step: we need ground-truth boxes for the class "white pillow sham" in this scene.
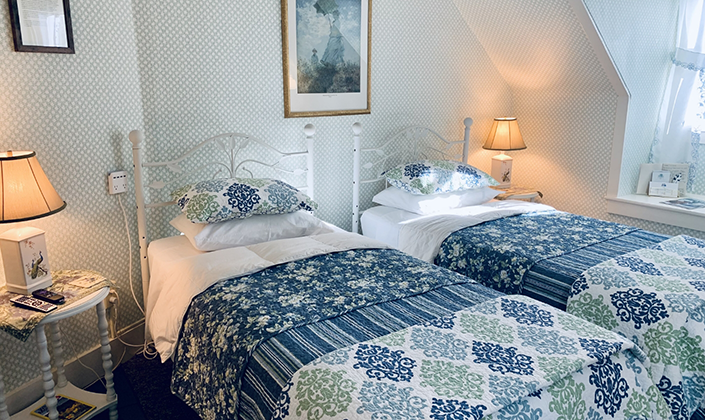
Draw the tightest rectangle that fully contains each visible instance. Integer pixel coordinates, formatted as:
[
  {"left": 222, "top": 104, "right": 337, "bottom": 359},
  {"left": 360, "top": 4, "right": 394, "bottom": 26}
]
[
  {"left": 372, "top": 186, "right": 500, "bottom": 215},
  {"left": 169, "top": 211, "right": 334, "bottom": 251}
]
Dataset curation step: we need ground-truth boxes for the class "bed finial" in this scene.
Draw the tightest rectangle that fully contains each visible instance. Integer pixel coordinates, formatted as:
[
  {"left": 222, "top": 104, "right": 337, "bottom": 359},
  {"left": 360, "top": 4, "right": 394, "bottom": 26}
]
[
  {"left": 304, "top": 124, "right": 316, "bottom": 138},
  {"left": 463, "top": 118, "right": 474, "bottom": 128},
  {"left": 352, "top": 122, "right": 362, "bottom": 135},
  {"left": 129, "top": 130, "right": 145, "bottom": 148}
]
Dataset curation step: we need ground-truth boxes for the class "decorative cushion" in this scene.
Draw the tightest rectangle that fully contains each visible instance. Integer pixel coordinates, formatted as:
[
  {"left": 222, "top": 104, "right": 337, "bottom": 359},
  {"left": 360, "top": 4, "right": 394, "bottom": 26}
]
[
  {"left": 171, "top": 178, "right": 317, "bottom": 223},
  {"left": 169, "top": 211, "right": 333, "bottom": 251},
  {"left": 383, "top": 160, "right": 499, "bottom": 195},
  {"left": 372, "top": 186, "right": 500, "bottom": 215}
]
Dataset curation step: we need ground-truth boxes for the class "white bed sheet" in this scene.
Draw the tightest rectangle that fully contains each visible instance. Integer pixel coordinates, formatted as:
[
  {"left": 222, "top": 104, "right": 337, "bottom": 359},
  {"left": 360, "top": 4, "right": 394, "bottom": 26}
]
[
  {"left": 360, "top": 205, "right": 428, "bottom": 248},
  {"left": 361, "top": 201, "right": 555, "bottom": 262}
]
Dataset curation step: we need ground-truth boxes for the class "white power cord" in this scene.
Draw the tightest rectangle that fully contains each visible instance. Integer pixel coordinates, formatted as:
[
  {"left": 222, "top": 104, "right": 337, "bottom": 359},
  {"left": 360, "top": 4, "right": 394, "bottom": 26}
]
[
  {"left": 116, "top": 194, "right": 159, "bottom": 360},
  {"left": 117, "top": 195, "right": 144, "bottom": 315},
  {"left": 113, "top": 293, "right": 159, "bottom": 360},
  {"left": 58, "top": 323, "right": 106, "bottom": 388}
]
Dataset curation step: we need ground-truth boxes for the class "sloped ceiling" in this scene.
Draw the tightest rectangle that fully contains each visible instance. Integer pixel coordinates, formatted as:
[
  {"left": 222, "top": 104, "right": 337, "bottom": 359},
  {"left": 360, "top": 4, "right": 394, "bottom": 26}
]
[
  {"left": 453, "top": 0, "right": 621, "bottom": 221},
  {"left": 452, "top": 0, "right": 614, "bottom": 95}
]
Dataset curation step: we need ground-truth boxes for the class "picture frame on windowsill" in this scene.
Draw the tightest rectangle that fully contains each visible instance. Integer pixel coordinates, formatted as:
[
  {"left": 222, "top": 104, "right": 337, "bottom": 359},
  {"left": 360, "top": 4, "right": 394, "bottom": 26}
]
[{"left": 7, "top": 0, "right": 75, "bottom": 54}]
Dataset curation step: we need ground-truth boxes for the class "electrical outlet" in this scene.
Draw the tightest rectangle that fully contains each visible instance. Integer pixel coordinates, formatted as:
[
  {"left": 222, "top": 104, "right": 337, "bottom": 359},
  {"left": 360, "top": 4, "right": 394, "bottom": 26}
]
[
  {"left": 103, "top": 289, "right": 119, "bottom": 340},
  {"left": 108, "top": 171, "right": 128, "bottom": 195}
]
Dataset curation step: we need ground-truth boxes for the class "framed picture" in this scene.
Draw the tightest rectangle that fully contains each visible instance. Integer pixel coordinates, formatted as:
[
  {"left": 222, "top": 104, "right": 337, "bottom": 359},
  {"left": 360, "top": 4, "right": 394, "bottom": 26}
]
[
  {"left": 7, "top": 0, "right": 75, "bottom": 54},
  {"left": 281, "top": 0, "right": 371, "bottom": 118}
]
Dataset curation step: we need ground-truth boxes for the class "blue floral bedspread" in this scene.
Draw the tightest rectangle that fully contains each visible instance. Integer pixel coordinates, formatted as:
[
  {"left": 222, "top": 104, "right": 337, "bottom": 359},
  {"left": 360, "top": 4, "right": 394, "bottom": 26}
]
[
  {"left": 172, "top": 248, "right": 481, "bottom": 419},
  {"left": 435, "top": 211, "right": 637, "bottom": 295},
  {"left": 568, "top": 235, "right": 705, "bottom": 420},
  {"left": 277, "top": 295, "right": 669, "bottom": 420}
]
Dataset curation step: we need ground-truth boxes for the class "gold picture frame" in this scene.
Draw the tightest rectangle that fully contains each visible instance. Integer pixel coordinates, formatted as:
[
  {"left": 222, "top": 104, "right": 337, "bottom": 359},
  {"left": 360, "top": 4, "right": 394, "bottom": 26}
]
[{"left": 281, "top": 0, "right": 371, "bottom": 118}]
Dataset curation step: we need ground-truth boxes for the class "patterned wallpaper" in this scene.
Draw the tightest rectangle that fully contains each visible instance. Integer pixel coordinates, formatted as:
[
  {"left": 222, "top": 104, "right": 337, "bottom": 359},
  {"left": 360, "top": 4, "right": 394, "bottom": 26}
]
[
  {"left": 0, "top": 0, "right": 699, "bottom": 398},
  {"left": 0, "top": 0, "right": 145, "bottom": 394},
  {"left": 130, "top": 0, "right": 514, "bottom": 235}
]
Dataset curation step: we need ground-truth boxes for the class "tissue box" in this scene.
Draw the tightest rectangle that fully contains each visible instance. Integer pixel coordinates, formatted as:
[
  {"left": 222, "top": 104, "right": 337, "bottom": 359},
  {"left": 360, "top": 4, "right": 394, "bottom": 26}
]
[{"left": 0, "top": 227, "right": 52, "bottom": 294}]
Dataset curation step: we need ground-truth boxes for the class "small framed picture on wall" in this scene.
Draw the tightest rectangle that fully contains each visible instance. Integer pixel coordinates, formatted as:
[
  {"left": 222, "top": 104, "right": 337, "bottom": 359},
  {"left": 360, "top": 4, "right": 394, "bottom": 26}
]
[
  {"left": 281, "top": 0, "right": 371, "bottom": 118},
  {"left": 7, "top": 0, "right": 75, "bottom": 54}
]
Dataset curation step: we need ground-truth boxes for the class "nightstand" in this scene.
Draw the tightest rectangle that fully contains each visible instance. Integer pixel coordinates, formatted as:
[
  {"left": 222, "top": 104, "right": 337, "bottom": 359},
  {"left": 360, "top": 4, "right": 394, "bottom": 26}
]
[
  {"left": 0, "top": 272, "right": 117, "bottom": 420},
  {"left": 490, "top": 186, "right": 543, "bottom": 202}
]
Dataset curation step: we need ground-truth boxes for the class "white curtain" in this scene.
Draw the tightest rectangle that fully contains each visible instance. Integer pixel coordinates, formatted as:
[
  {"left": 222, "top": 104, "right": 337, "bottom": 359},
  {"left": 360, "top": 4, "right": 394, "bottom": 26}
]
[{"left": 650, "top": 0, "right": 705, "bottom": 191}]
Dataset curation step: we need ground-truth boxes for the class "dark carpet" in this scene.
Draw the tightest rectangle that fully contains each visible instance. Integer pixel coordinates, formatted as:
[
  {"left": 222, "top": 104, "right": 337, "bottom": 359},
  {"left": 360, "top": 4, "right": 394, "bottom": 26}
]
[{"left": 89, "top": 355, "right": 200, "bottom": 420}]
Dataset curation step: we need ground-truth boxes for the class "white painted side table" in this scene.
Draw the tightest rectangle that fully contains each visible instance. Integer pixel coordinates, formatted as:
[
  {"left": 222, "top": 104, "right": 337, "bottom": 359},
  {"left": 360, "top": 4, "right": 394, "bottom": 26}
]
[{"left": 0, "top": 287, "right": 117, "bottom": 420}]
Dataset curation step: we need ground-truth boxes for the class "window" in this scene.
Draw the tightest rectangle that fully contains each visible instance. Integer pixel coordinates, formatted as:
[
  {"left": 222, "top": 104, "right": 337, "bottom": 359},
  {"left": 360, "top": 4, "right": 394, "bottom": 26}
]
[{"left": 650, "top": 0, "right": 704, "bottom": 192}]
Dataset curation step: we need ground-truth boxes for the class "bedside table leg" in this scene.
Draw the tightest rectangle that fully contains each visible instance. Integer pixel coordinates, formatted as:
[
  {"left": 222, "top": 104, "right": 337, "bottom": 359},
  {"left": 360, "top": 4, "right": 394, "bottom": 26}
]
[
  {"left": 36, "top": 326, "right": 59, "bottom": 420},
  {"left": 96, "top": 302, "right": 117, "bottom": 420},
  {"left": 0, "top": 371, "right": 9, "bottom": 420},
  {"left": 49, "top": 322, "right": 68, "bottom": 389}
]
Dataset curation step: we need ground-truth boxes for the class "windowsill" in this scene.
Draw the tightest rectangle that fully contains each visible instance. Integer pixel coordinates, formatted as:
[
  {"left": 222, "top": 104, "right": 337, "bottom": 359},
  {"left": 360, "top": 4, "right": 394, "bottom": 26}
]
[{"left": 606, "top": 193, "right": 705, "bottom": 232}]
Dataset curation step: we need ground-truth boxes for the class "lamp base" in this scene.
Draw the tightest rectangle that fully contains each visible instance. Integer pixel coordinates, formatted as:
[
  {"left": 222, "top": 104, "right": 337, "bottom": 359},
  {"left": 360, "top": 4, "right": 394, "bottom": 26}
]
[
  {"left": 6, "top": 276, "right": 52, "bottom": 295},
  {"left": 491, "top": 153, "right": 513, "bottom": 188},
  {"left": 0, "top": 227, "right": 53, "bottom": 295}
]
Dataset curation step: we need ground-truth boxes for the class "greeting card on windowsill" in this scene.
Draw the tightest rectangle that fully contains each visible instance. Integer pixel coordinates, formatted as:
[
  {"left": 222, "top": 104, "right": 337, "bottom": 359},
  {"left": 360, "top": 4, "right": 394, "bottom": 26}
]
[
  {"left": 637, "top": 163, "right": 690, "bottom": 197},
  {"left": 661, "top": 163, "right": 690, "bottom": 196}
]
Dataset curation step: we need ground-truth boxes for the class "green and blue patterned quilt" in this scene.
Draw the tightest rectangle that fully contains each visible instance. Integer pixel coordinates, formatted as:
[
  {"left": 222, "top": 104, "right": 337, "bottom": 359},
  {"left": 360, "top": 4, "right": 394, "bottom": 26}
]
[
  {"left": 278, "top": 295, "right": 668, "bottom": 420},
  {"left": 568, "top": 235, "right": 705, "bottom": 420},
  {"left": 171, "top": 247, "right": 668, "bottom": 420}
]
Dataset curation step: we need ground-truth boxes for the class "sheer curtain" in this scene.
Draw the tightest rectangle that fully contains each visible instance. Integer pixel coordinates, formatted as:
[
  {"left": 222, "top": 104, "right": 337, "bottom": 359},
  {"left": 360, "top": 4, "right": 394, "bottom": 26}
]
[{"left": 650, "top": 0, "right": 705, "bottom": 192}]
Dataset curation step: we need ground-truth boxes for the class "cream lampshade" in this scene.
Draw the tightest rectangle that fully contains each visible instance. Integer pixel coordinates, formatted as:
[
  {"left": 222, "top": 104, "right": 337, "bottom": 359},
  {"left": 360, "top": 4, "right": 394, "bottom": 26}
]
[
  {"left": 0, "top": 151, "right": 66, "bottom": 294},
  {"left": 483, "top": 117, "right": 527, "bottom": 187}
]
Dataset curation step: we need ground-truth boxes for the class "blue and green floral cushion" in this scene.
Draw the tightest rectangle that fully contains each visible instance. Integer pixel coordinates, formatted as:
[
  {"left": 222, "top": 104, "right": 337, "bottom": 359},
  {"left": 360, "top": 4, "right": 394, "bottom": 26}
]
[
  {"left": 171, "top": 178, "right": 317, "bottom": 223},
  {"left": 383, "top": 160, "right": 499, "bottom": 195}
]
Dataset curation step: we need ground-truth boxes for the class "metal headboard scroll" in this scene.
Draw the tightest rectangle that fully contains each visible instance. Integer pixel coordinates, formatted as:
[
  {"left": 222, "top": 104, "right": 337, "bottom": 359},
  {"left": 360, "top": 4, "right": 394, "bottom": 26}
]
[
  {"left": 128, "top": 125, "right": 316, "bottom": 308},
  {"left": 351, "top": 118, "right": 473, "bottom": 233}
]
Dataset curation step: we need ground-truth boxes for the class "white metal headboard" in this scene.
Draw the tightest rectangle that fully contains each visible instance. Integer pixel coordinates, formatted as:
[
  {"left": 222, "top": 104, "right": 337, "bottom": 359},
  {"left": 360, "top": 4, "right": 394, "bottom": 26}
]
[
  {"left": 128, "top": 125, "right": 316, "bottom": 306},
  {"left": 351, "top": 118, "right": 473, "bottom": 233}
]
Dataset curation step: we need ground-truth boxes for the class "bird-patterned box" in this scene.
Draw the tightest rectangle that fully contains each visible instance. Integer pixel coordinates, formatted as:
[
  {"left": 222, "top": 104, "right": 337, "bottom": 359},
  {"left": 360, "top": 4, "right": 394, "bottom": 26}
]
[{"left": 0, "top": 226, "right": 52, "bottom": 294}]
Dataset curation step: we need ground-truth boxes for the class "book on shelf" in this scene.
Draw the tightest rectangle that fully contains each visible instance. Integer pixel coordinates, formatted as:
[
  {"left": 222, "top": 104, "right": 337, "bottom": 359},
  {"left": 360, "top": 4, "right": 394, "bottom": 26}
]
[{"left": 31, "top": 395, "right": 96, "bottom": 420}]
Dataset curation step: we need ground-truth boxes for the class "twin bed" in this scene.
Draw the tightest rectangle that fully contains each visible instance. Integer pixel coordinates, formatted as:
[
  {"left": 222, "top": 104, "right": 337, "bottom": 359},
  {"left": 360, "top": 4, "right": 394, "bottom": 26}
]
[
  {"left": 353, "top": 120, "right": 705, "bottom": 420},
  {"left": 129, "top": 121, "right": 703, "bottom": 420}
]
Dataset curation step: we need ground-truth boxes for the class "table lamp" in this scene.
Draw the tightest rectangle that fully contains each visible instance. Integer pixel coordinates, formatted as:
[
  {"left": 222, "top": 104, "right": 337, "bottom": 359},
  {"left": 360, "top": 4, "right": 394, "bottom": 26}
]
[
  {"left": 483, "top": 117, "right": 527, "bottom": 187},
  {"left": 0, "top": 151, "right": 66, "bottom": 294}
]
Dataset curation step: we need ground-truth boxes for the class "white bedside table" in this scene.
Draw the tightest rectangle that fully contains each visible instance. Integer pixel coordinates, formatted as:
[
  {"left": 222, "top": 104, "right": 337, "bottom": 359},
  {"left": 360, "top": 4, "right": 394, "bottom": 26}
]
[{"left": 0, "top": 287, "right": 117, "bottom": 420}]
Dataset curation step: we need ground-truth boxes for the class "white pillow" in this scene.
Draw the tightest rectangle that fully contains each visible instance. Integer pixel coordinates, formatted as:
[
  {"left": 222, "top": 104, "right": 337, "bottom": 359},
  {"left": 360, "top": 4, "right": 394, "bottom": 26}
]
[
  {"left": 169, "top": 213, "right": 206, "bottom": 249},
  {"left": 372, "top": 186, "right": 500, "bottom": 215},
  {"left": 169, "top": 211, "right": 334, "bottom": 251}
]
